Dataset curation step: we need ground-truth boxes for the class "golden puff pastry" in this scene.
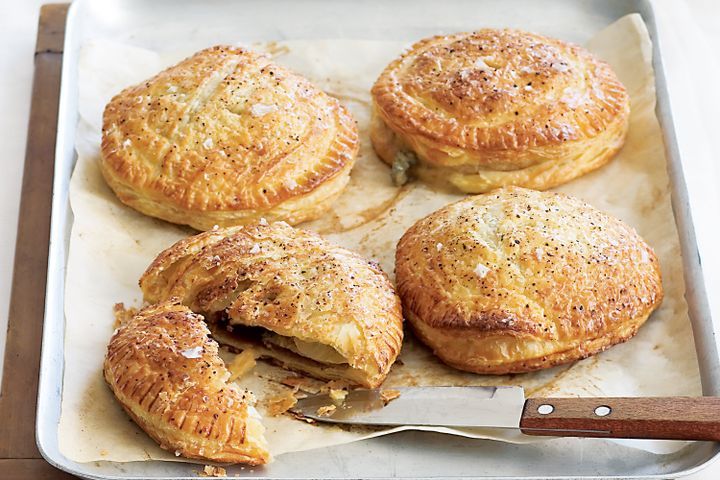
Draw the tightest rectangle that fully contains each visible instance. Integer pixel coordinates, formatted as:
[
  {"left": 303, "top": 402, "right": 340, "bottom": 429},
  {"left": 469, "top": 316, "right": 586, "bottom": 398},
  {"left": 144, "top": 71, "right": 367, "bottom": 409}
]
[
  {"left": 103, "top": 300, "right": 270, "bottom": 464},
  {"left": 140, "top": 221, "right": 403, "bottom": 388},
  {"left": 371, "top": 29, "right": 630, "bottom": 192},
  {"left": 395, "top": 187, "right": 663, "bottom": 374},
  {"left": 101, "top": 46, "right": 358, "bottom": 231}
]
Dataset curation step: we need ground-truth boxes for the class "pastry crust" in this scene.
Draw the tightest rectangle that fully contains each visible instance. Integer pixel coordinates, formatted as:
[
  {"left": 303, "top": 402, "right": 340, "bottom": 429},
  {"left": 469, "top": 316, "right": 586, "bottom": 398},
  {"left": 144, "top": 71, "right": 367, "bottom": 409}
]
[
  {"left": 101, "top": 46, "right": 358, "bottom": 230},
  {"left": 103, "top": 300, "right": 270, "bottom": 464},
  {"left": 395, "top": 187, "right": 663, "bottom": 374},
  {"left": 140, "top": 222, "right": 403, "bottom": 388},
  {"left": 371, "top": 29, "right": 630, "bottom": 192}
]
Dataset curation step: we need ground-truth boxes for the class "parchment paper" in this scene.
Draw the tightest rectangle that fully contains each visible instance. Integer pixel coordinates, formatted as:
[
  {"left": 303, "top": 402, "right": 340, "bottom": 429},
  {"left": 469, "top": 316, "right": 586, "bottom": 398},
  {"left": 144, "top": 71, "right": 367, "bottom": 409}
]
[{"left": 58, "top": 14, "right": 701, "bottom": 463}]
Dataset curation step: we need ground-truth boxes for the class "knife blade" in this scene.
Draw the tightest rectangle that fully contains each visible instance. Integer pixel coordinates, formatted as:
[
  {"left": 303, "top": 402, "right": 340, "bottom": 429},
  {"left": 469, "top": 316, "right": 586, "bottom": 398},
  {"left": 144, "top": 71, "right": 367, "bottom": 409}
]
[
  {"left": 289, "top": 387, "right": 720, "bottom": 441},
  {"left": 291, "top": 386, "right": 525, "bottom": 428}
]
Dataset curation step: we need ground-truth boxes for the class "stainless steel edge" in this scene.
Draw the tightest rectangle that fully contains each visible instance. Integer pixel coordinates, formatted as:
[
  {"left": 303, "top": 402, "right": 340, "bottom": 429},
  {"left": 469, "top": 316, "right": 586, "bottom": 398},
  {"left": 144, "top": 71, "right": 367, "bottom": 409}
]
[
  {"left": 33, "top": 0, "right": 720, "bottom": 478},
  {"left": 35, "top": 0, "right": 82, "bottom": 474},
  {"left": 635, "top": 0, "right": 720, "bottom": 475}
]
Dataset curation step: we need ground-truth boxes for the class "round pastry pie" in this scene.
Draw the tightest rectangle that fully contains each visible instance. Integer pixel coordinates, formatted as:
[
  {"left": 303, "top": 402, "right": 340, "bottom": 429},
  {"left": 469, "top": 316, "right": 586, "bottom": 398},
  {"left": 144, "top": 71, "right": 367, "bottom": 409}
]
[
  {"left": 395, "top": 187, "right": 663, "bottom": 374},
  {"left": 104, "top": 300, "right": 270, "bottom": 464},
  {"left": 371, "top": 29, "right": 630, "bottom": 192},
  {"left": 140, "top": 221, "right": 403, "bottom": 388},
  {"left": 101, "top": 46, "right": 358, "bottom": 231}
]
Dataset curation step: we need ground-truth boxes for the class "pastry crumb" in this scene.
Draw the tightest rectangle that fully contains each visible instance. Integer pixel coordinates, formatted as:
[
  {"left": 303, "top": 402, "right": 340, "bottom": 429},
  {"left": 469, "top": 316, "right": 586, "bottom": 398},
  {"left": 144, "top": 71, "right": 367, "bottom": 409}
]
[
  {"left": 289, "top": 410, "right": 316, "bottom": 424},
  {"left": 380, "top": 389, "right": 401, "bottom": 405},
  {"left": 280, "top": 376, "right": 322, "bottom": 394},
  {"left": 113, "top": 303, "right": 138, "bottom": 328},
  {"left": 228, "top": 350, "right": 256, "bottom": 382},
  {"left": 265, "top": 390, "right": 298, "bottom": 416},
  {"left": 320, "top": 379, "right": 350, "bottom": 393},
  {"left": 328, "top": 388, "right": 348, "bottom": 404},
  {"left": 316, "top": 404, "right": 337, "bottom": 417},
  {"left": 200, "top": 465, "right": 227, "bottom": 477}
]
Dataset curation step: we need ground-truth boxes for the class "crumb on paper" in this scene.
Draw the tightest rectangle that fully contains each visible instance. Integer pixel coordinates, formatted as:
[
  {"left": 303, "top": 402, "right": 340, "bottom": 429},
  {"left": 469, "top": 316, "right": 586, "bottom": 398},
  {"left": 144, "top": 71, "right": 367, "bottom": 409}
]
[
  {"left": 265, "top": 390, "right": 298, "bottom": 416},
  {"left": 113, "top": 303, "right": 138, "bottom": 328},
  {"left": 289, "top": 410, "right": 316, "bottom": 424},
  {"left": 380, "top": 389, "right": 401, "bottom": 406},
  {"left": 227, "top": 350, "right": 257, "bottom": 382},
  {"left": 280, "top": 376, "right": 322, "bottom": 394},
  {"left": 200, "top": 465, "right": 227, "bottom": 477},
  {"left": 328, "top": 388, "right": 348, "bottom": 404},
  {"left": 316, "top": 404, "right": 337, "bottom": 417}
]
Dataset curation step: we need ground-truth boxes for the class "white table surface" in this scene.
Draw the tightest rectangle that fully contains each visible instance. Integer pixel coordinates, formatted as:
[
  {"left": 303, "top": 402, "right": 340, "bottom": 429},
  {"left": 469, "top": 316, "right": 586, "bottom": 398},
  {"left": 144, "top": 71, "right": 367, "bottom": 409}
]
[{"left": 0, "top": 0, "right": 718, "bottom": 477}]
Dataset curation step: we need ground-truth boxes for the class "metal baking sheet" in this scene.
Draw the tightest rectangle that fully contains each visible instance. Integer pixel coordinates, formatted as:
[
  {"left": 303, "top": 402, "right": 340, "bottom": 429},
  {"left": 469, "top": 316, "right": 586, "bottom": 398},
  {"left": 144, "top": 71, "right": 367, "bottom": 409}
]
[{"left": 35, "top": 0, "right": 720, "bottom": 478}]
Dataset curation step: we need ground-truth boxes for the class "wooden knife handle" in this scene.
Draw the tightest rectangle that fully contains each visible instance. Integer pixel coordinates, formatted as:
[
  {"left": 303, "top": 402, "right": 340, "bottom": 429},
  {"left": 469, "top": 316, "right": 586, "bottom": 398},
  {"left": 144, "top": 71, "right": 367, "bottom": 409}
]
[{"left": 520, "top": 397, "right": 720, "bottom": 441}]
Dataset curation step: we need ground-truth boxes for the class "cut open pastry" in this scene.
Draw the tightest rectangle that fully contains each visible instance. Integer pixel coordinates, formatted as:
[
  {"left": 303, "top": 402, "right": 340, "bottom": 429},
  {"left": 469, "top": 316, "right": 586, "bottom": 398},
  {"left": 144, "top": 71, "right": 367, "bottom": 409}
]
[
  {"left": 371, "top": 29, "right": 630, "bottom": 192},
  {"left": 395, "top": 187, "right": 663, "bottom": 374},
  {"left": 103, "top": 300, "right": 270, "bottom": 464},
  {"left": 101, "top": 45, "right": 358, "bottom": 230},
  {"left": 140, "top": 221, "right": 403, "bottom": 388}
]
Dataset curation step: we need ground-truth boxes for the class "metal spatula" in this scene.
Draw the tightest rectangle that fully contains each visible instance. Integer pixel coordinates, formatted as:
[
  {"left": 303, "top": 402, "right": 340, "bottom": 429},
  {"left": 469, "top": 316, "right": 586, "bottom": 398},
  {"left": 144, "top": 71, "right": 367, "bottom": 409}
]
[{"left": 289, "top": 386, "right": 720, "bottom": 440}]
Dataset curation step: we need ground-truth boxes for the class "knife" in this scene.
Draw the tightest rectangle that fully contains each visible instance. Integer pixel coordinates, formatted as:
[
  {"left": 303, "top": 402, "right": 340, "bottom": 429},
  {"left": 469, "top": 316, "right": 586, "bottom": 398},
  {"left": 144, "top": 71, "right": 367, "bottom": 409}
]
[{"left": 289, "top": 386, "right": 720, "bottom": 441}]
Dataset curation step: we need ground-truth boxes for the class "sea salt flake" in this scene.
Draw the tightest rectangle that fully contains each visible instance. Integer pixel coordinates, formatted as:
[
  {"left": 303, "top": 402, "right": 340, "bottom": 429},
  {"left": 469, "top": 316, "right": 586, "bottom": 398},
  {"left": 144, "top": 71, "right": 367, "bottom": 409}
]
[
  {"left": 251, "top": 103, "right": 277, "bottom": 117},
  {"left": 180, "top": 346, "right": 203, "bottom": 359},
  {"left": 524, "top": 85, "right": 533, "bottom": 91},
  {"left": 203, "top": 137, "right": 213, "bottom": 149},
  {"left": 249, "top": 244, "right": 261, "bottom": 254},
  {"left": 474, "top": 57, "right": 492, "bottom": 70},
  {"left": 641, "top": 250, "right": 649, "bottom": 263},
  {"left": 122, "top": 138, "right": 132, "bottom": 148},
  {"left": 535, "top": 248, "right": 543, "bottom": 261},
  {"left": 474, "top": 263, "right": 491, "bottom": 278},
  {"left": 436, "top": 243, "right": 443, "bottom": 251},
  {"left": 167, "top": 85, "right": 177, "bottom": 93},
  {"left": 259, "top": 217, "right": 268, "bottom": 226}
]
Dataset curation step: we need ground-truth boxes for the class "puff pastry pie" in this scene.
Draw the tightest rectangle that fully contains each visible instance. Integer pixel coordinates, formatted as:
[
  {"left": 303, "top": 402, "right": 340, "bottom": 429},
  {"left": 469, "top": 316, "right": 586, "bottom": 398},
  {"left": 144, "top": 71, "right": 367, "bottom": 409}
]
[
  {"left": 140, "top": 221, "right": 403, "bottom": 388},
  {"left": 395, "top": 187, "right": 663, "bottom": 374},
  {"left": 101, "top": 46, "right": 358, "bottom": 230},
  {"left": 371, "top": 29, "right": 630, "bottom": 192},
  {"left": 103, "top": 300, "right": 270, "bottom": 464}
]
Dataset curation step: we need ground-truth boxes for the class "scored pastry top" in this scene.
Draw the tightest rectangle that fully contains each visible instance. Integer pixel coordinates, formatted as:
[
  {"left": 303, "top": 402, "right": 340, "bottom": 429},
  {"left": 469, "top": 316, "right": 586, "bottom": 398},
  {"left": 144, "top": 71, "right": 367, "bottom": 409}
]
[
  {"left": 372, "top": 29, "right": 629, "bottom": 167},
  {"left": 101, "top": 45, "right": 358, "bottom": 229}
]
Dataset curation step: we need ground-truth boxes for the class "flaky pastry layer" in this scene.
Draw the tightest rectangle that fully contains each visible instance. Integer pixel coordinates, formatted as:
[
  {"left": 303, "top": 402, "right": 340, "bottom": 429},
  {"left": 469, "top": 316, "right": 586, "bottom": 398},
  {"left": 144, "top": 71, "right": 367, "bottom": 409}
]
[
  {"left": 140, "top": 222, "right": 403, "bottom": 387},
  {"left": 103, "top": 300, "right": 270, "bottom": 464}
]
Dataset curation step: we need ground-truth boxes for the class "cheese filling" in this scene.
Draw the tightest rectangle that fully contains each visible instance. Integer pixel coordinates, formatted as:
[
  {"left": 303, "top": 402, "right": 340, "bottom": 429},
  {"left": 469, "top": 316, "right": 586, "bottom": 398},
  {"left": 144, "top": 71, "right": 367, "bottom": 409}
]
[{"left": 262, "top": 333, "right": 348, "bottom": 365}]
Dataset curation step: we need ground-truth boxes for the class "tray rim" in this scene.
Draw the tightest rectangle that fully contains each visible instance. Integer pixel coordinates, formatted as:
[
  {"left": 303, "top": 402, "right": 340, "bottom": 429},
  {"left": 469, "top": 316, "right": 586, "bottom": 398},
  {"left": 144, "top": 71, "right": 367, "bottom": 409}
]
[{"left": 34, "top": 0, "right": 720, "bottom": 478}]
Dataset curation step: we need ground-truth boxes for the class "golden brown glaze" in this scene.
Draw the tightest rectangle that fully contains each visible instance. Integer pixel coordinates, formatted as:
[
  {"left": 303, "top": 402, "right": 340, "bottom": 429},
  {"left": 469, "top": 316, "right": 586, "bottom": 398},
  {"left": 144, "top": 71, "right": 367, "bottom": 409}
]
[
  {"left": 103, "top": 300, "right": 270, "bottom": 464},
  {"left": 140, "top": 222, "right": 403, "bottom": 388},
  {"left": 395, "top": 187, "right": 663, "bottom": 373},
  {"left": 101, "top": 46, "right": 358, "bottom": 230},
  {"left": 371, "top": 29, "right": 630, "bottom": 192}
]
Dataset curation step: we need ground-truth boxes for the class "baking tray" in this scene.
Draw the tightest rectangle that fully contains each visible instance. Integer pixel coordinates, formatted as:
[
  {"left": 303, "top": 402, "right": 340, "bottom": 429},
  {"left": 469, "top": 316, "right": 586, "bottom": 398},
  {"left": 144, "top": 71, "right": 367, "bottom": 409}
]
[{"left": 35, "top": 0, "right": 720, "bottom": 478}]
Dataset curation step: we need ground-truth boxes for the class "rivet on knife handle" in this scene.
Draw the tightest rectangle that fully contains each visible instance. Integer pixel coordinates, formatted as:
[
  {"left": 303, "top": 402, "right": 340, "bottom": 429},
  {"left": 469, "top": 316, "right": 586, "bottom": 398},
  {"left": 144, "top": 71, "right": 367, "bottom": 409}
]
[{"left": 520, "top": 397, "right": 720, "bottom": 441}]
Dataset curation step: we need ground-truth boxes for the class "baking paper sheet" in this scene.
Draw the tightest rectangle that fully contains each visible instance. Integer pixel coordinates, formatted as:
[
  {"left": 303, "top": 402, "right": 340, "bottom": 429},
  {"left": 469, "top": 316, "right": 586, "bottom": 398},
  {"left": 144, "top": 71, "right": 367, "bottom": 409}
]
[{"left": 58, "top": 14, "right": 701, "bottom": 463}]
